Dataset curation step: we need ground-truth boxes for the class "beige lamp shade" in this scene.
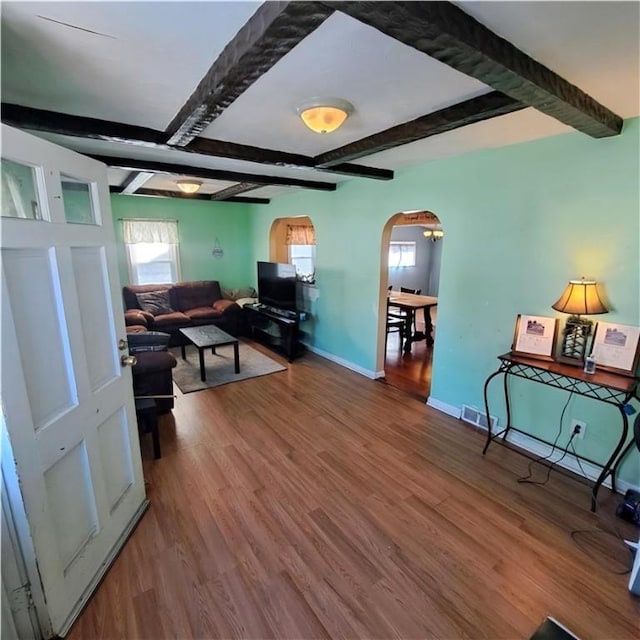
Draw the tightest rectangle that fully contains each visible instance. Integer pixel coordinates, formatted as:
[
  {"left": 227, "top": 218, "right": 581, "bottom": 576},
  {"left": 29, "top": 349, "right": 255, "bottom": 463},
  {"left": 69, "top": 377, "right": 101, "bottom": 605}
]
[
  {"left": 297, "top": 98, "right": 354, "bottom": 134},
  {"left": 552, "top": 279, "right": 608, "bottom": 315}
]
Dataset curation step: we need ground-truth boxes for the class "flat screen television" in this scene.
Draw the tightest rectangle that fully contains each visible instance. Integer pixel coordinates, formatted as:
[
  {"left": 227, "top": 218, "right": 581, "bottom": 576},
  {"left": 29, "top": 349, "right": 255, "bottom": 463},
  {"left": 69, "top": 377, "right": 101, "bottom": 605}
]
[{"left": 257, "top": 261, "right": 297, "bottom": 311}]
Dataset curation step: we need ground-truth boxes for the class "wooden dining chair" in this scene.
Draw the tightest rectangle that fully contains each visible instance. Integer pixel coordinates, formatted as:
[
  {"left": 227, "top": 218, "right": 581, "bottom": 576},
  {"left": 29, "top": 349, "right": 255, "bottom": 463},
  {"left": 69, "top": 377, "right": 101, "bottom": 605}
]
[
  {"left": 385, "top": 297, "right": 405, "bottom": 352},
  {"left": 390, "top": 287, "right": 421, "bottom": 334}
]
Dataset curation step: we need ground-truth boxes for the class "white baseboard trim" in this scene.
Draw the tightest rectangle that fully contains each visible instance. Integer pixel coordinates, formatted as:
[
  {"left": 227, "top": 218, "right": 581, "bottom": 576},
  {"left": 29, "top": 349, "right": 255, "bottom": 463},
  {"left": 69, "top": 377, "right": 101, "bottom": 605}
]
[
  {"left": 426, "top": 402, "right": 639, "bottom": 495},
  {"left": 504, "top": 430, "right": 640, "bottom": 495},
  {"left": 301, "top": 342, "right": 382, "bottom": 379},
  {"left": 426, "top": 397, "right": 461, "bottom": 418}
]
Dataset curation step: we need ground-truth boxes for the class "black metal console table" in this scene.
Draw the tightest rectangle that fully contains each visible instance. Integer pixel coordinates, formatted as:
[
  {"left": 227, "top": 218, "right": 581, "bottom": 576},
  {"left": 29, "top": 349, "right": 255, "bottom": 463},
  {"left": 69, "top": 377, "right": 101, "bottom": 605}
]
[{"left": 483, "top": 353, "right": 639, "bottom": 511}]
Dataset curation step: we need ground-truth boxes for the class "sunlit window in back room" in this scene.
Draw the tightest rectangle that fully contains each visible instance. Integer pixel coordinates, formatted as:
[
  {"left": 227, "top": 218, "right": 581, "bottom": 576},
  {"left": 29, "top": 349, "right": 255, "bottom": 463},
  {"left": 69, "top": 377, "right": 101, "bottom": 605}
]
[
  {"left": 389, "top": 241, "right": 417, "bottom": 267},
  {"left": 289, "top": 244, "right": 315, "bottom": 279}
]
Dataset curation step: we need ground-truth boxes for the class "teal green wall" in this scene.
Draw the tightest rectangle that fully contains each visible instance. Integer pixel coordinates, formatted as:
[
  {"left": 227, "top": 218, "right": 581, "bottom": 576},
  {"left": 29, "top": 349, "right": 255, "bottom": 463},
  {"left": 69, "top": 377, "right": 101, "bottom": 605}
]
[
  {"left": 247, "top": 118, "right": 640, "bottom": 486},
  {"left": 110, "top": 194, "right": 253, "bottom": 289}
]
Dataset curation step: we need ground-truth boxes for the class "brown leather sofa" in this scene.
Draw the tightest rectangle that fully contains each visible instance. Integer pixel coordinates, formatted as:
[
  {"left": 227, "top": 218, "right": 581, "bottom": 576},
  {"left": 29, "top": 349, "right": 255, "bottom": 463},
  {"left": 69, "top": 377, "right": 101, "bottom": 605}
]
[{"left": 123, "top": 280, "right": 241, "bottom": 345}]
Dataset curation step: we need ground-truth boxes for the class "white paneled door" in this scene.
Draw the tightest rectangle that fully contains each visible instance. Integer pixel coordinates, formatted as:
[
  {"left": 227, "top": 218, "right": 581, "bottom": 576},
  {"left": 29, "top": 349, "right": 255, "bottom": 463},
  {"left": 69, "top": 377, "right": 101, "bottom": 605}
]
[{"left": 0, "top": 125, "right": 147, "bottom": 636}]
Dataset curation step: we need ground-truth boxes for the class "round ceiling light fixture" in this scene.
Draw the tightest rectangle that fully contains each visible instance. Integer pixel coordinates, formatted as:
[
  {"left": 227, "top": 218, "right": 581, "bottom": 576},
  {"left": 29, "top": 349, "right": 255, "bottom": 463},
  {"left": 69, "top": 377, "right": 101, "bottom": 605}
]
[
  {"left": 297, "top": 97, "right": 354, "bottom": 134},
  {"left": 176, "top": 179, "right": 202, "bottom": 194}
]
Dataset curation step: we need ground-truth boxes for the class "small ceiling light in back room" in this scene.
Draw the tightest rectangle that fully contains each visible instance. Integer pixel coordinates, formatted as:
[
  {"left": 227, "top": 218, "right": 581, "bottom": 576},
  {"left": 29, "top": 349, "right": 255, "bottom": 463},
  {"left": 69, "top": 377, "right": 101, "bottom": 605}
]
[
  {"left": 176, "top": 179, "right": 202, "bottom": 194},
  {"left": 423, "top": 228, "right": 444, "bottom": 241},
  {"left": 297, "top": 98, "right": 354, "bottom": 134}
]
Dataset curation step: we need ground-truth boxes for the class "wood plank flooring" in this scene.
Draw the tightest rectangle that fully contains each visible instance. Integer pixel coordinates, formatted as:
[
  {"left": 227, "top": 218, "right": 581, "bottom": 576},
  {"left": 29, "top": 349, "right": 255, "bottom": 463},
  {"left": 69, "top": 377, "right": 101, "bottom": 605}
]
[
  {"left": 68, "top": 345, "right": 640, "bottom": 639},
  {"left": 383, "top": 309, "right": 433, "bottom": 400}
]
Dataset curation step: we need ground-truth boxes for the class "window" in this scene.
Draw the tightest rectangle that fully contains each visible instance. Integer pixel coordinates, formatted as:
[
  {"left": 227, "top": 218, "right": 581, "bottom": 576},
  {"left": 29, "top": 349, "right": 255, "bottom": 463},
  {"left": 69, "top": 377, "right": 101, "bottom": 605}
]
[
  {"left": 289, "top": 244, "right": 315, "bottom": 278},
  {"left": 123, "top": 219, "right": 180, "bottom": 284},
  {"left": 389, "top": 241, "right": 417, "bottom": 267},
  {"left": 286, "top": 223, "right": 316, "bottom": 281},
  {"left": 1, "top": 158, "right": 41, "bottom": 219}
]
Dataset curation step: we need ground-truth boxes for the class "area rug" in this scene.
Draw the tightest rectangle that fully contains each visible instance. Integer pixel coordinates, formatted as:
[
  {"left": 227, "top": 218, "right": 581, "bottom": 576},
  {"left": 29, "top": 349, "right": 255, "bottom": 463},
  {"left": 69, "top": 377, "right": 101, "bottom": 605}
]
[{"left": 171, "top": 342, "right": 286, "bottom": 393}]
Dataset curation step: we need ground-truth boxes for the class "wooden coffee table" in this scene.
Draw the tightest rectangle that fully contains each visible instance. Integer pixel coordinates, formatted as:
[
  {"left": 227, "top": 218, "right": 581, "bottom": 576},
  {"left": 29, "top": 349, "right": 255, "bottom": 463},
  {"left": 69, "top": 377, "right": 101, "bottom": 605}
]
[{"left": 179, "top": 325, "right": 240, "bottom": 382}]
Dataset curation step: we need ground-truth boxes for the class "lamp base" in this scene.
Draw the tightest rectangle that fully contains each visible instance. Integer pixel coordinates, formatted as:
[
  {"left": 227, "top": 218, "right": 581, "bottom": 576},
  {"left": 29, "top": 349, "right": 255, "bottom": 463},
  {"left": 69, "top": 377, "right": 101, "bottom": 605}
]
[{"left": 557, "top": 320, "right": 591, "bottom": 366}]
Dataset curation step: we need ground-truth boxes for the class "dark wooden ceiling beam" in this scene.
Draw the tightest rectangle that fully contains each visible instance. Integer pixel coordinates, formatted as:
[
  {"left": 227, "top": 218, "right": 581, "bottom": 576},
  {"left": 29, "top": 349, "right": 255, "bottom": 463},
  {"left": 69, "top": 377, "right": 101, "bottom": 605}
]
[
  {"left": 91, "top": 154, "right": 337, "bottom": 191},
  {"left": 110, "top": 186, "right": 270, "bottom": 204},
  {"left": 120, "top": 171, "right": 155, "bottom": 194},
  {"left": 329, "top": 1, "right": 622, "bottom": 138},
  {"left": 1, "top": 103, "right": 163, "bottom": 145},
  {"left": 2, "top": 103, "right": 392, "bottom": 180},
  {"left": 186, "top": 137, "right": 394, "bottom": 180},
  {"left": 315, "top": 91, "right": 525, "bottom": 167},
  {"left": 209, "top": 182, "right": 261, "bottom": 200},
  {"left": 164, "top": 1, "right": 335, "bottom": 146}
]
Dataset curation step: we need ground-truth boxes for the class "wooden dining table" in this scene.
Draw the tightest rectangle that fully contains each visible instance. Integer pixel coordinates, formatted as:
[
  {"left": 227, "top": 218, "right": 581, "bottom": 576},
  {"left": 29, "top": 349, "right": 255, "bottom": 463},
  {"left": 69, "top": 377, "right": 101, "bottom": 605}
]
[{"left": 388, "top": 292, "right": 438, "bottom": 353}]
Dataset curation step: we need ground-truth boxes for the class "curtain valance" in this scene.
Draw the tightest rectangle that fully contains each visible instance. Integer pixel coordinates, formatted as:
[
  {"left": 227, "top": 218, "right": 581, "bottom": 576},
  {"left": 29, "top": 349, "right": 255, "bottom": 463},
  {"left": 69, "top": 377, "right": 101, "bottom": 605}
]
[
  {"left": 285, "top": 224, "right": 315, "bottom": 245},
  {"left": 122, "top": 219, "right": 178, "bottom": 244}
]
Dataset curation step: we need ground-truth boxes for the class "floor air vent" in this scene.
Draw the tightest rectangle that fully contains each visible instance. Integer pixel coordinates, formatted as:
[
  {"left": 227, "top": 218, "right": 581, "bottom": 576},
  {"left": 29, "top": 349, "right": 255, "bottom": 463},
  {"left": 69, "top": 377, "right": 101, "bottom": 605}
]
[{"left": 461, "top": 405, "right": 498, "bottom": 430}]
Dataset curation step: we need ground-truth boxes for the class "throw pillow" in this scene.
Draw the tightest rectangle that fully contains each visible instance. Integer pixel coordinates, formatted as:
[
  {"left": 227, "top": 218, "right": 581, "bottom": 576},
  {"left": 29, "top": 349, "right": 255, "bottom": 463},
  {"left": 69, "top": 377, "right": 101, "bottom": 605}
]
[
  {"left": 136, "top": 290, "right": 174, "bottom": 315},
  {"left": 222, "top": 286, "right": 258, "bottom": 300}
]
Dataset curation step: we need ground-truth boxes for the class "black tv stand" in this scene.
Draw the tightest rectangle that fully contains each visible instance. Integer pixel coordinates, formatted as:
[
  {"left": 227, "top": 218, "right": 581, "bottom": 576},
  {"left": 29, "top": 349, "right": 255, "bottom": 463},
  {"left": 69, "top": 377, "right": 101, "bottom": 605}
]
[{"left": 244, "top": 303, "right": 301, "bottom": 361}]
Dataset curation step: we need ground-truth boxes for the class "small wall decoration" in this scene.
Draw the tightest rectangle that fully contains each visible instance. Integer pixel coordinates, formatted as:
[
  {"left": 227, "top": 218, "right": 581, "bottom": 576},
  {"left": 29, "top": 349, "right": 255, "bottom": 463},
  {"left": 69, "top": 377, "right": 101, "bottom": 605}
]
[
  {"left": 511, "top": 314, "right": 558, "bottom": 361},
  {"left": 590, "top": 321, "right": 640, "bottom": 376},
  {"left": 211, "top": 237, "right": 224, "bottom": 259}
]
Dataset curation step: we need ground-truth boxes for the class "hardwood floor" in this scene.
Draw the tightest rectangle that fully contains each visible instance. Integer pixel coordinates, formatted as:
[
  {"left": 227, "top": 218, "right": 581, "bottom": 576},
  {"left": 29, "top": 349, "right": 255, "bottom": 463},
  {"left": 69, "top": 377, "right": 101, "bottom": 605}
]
[
  {"left": 383, "top": 309, "right": 433, "bottom": 401},
  {"left": 68, "top": 346, "right": 639, "bottom": 639}
]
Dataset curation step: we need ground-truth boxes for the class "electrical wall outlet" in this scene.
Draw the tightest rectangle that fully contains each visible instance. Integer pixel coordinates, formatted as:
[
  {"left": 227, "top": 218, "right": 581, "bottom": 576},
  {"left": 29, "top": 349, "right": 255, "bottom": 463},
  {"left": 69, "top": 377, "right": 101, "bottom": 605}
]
[{"left": 570, "top": 419, "right": 587, "bottom": 439}]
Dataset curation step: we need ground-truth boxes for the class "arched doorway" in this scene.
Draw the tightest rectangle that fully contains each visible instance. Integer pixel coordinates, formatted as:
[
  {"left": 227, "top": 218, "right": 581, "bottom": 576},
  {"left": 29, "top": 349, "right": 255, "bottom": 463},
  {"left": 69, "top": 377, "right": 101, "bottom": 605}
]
[
  {"left": 269, "top": 216, "right": 316, "bottom": 282},
  {"left": 378, "top": 210, "right": 444, "bottom": 400},
  {"left": 268, "top": 216, "right": 317, "bottom": 334}
]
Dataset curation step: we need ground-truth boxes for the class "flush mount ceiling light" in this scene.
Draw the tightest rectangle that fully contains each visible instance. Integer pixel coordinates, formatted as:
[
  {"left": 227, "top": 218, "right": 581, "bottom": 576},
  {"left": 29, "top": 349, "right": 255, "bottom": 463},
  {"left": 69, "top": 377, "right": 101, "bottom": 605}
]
[
  {"left": 176, "top": 179, "right": 202, "bottom": 194},
  {"left": 297, "top": 98, "right": 354, "bottom": 134}
]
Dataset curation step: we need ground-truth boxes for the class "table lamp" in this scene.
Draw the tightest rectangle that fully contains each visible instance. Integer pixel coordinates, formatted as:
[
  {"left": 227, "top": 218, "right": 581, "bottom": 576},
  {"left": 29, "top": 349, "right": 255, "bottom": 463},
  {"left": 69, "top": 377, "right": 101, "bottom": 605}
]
[{"left": 552, "top": 278, "right": 608, "bottom": 364}]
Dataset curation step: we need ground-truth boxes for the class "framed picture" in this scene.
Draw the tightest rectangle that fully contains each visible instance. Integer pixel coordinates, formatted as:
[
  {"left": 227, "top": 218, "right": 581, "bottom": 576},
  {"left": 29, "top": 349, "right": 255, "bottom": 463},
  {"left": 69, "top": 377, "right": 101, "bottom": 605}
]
[
  {"left": 511, "top": 314, "right": 558, "bottom": 361},
  {"left": 590, "top": 321, "right": 640, "bottom": 377}
]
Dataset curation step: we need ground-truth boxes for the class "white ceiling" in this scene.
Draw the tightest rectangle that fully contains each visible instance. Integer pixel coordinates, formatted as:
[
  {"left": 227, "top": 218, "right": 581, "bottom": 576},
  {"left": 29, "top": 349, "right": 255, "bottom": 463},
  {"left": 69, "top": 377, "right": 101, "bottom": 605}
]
[
  {"left": 1, "top": 1, "right": 262, "bottom": 129},
  {"left": 2, "top": 1, "right": 639, "bottom": 200},
  {"left": 455, "top": 1, "right": 640, "bottom": 118},
  {"left": 200, "top": 11, "right": 491, "bottom": 155}
]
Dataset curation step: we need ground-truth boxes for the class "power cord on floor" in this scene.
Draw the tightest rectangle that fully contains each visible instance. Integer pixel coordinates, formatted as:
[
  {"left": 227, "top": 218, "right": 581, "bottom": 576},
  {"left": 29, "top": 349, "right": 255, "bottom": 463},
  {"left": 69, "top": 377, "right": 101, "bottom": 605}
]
[
  {"left": 567, "top": 439, "right": 635, "bottom": 575},
  {"left": 517, "top": 392, "right": 575, "bottom": 486}
]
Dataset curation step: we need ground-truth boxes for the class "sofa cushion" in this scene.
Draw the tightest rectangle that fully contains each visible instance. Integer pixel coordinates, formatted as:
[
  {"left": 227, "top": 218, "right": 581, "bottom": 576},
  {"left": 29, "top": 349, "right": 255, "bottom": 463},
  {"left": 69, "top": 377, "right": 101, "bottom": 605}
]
[
  {"left": 136, "top": 290, "right": 174, "bottom": 315},
  {"left": 126, "top": 325, "right": 148, "bottom": 334},
  {"left": 183, "top": 306, "right": 221, "bottom": 321},
  {"left": 172, "top": 281, "right": 222, "bottom": 311},
  {"left": 213, "top": 299, "right": 238, "bottom": 313},
  {"left": 124, "top": 309, "right": 149, "bottom": 327},
  {"left": 151, "top": 311, "right": 192, "bottom": 329},
  {"left": 132, "top": 350, "right": 177, "bottom": 376}
]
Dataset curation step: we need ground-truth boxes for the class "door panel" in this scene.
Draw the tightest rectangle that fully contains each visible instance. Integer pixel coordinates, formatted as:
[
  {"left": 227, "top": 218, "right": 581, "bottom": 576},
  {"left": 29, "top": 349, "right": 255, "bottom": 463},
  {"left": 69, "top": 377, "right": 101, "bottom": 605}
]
[
  {"left": 44, "top": 442, "right": 99, "bottom": 571},
  {"left": 0, "top": 124, "right": 147, "bottom": 636},
  {"left": 70, "top": 246, "right": 119, "bottom": 390},
  {"left": 96, "top": 409, "right": 135, "bottom": 511},
  {"left": 2, "top": 247, "right": 77, "bottom": 428}
]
